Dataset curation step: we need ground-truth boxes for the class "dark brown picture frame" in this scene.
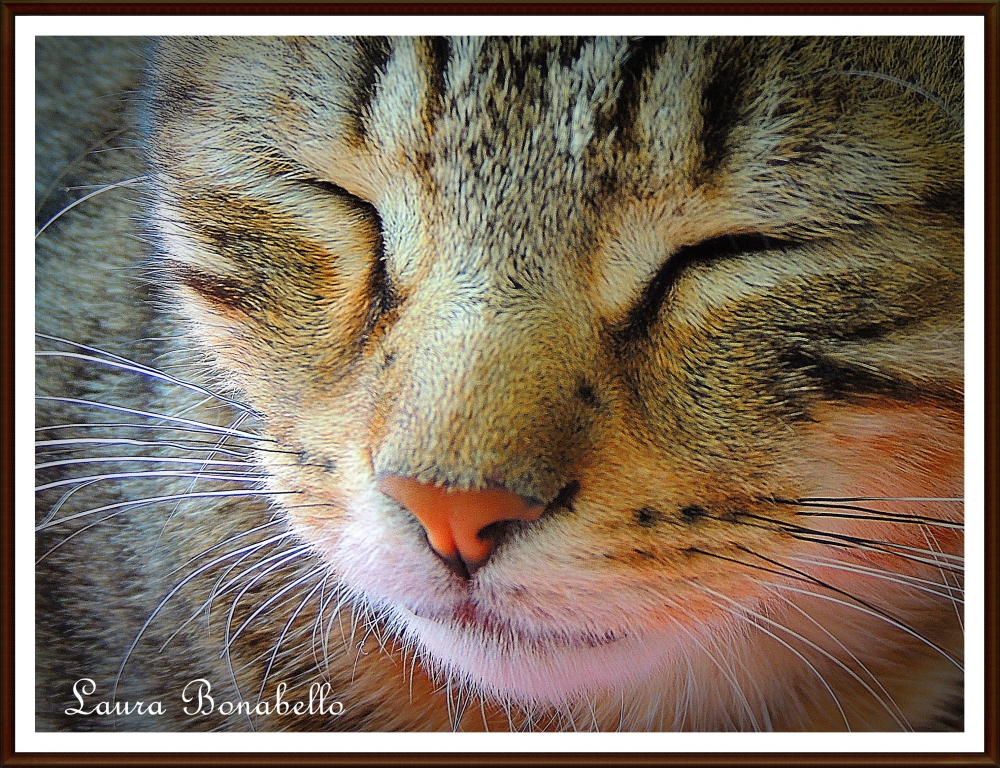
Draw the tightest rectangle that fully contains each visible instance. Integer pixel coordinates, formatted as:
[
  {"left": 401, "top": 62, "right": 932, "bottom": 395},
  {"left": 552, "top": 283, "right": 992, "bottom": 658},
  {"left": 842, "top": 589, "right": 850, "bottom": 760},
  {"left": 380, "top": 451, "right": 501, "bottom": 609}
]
[{"left": 3, "top": 3, "right": 997, "bottom": 765}]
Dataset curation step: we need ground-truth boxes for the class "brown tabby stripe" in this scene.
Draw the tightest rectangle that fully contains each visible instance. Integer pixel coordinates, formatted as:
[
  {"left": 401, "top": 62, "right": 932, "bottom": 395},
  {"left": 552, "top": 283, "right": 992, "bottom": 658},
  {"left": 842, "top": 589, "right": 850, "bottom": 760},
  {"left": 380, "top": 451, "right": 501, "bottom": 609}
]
[
  {"left": 923, "top": 183, "right": 964, "bottom": 216},
  {"left": 419, "top": 36, "right": 452, "bottom": 129},
  {"left": 517, "top": 38, "right": 554, "bottom": 94},
  {"left": 172, "top": 264, "right": 253, "bottom": 312},
  {"left": 594, "top": 37, "right": 668, "bottom": 153},
  {"left": 698, "top": 39, "right": 751, "bottom": 179},
  {"left": 779, "top": 349, "right": 934, "bottom": 403},
  {"left": 349, "top": 36, "right": 393, "bottom": 143},
  {"left": 556, "top": 36, "right": 591, "bottom": 69}
]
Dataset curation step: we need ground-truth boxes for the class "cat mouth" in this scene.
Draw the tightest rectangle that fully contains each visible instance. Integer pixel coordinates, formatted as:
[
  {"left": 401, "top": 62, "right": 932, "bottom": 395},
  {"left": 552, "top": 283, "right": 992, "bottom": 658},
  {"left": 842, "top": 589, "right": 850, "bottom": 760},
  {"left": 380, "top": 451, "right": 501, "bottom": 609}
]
[
  {"left": 396, "top": 600, "right": 651, "bottom": 705},
  {"left": 402, "top": 600, "right": 628, "bottom": 650}
]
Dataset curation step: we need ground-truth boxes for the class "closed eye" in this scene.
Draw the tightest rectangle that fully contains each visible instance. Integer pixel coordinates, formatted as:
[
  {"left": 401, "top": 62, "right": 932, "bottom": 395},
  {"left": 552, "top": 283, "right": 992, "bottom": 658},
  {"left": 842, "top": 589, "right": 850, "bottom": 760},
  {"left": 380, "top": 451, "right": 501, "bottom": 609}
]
[
  {"left": 297, "top": 178, "right": 397, "bottom": 340},
  {"left": 298, "top": 177, "right": 375, "bottom": 212},
  {"left": 620, "top": 232, "right": 802, "bottom": 343}
]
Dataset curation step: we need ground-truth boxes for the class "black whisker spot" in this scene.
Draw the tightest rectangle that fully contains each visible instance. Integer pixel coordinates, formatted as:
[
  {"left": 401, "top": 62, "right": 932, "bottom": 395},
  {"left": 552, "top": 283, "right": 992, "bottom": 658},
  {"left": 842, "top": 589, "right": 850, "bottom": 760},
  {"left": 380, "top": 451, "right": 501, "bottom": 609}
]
[
  {"left": 575, "top": 380, "right": 600, "bottom": 409},
  {"left": 680, "top": 505, "right": 707, "bottom": 522},
  {"left": 634, "top": 506, "right": 663, "bottom": 527},
  {"left": 546, "top": 480, "right": 580, "bottom": 515}
]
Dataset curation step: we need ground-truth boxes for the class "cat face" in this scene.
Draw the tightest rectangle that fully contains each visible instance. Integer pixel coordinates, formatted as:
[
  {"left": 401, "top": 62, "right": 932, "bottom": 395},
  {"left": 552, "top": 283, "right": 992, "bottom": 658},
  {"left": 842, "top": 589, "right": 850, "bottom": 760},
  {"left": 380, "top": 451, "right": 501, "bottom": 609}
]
[{"left": 144, "top": 37, "right": 963, "bottom": 726}]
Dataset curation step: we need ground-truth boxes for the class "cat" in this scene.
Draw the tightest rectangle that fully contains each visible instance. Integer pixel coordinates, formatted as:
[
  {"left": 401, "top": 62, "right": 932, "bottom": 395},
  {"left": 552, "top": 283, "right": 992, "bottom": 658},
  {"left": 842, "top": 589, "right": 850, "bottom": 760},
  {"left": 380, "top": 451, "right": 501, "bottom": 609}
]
[{"left": 35, "top": 35, "right": 965, "bottom": 732}]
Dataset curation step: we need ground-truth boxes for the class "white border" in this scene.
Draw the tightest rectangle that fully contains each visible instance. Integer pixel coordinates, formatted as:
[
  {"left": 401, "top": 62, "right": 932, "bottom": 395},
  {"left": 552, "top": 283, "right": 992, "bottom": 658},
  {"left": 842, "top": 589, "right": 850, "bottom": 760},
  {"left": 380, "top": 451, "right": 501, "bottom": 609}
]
[{"left": 14, "top": 15, "right": 988, "bottom": 755}]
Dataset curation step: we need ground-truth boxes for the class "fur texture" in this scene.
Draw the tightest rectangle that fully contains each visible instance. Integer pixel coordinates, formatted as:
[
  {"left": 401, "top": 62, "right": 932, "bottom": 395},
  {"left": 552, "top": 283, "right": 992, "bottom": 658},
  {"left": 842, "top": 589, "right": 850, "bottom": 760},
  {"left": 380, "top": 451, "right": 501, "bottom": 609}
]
[{"left": 36, "top": 36, "right": 963, "bottom": 731}]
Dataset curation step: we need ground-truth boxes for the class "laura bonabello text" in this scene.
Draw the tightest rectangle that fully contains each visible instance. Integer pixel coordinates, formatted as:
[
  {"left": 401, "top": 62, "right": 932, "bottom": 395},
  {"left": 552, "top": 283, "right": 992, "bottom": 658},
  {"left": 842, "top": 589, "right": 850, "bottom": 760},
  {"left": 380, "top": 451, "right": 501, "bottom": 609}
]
[{"left": 65, "top": 678, "right": 345, "bottom": 718}]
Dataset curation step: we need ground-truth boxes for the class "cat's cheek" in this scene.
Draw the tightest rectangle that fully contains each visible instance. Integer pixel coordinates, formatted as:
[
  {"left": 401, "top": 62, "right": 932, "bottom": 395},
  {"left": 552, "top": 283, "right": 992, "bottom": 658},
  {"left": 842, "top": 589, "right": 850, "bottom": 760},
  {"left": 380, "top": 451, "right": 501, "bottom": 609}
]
[
  {"left": 795, "top": 401, "right": 963, "bottom": 503},
  {"left": 792, "top": 400, "right": 963, "bottom": 576},
  {"left": 172, "top": 287, "right": 262, "bottom": 385}
]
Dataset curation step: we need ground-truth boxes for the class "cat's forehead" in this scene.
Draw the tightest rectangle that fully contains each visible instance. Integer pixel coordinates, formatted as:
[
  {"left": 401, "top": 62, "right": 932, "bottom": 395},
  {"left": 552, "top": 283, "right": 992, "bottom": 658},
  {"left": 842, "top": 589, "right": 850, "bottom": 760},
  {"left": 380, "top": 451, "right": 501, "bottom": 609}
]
[
  {"left": 148, "top": 36, "right": 962, "bottom": 299},
  {"left": 358, "top": 37, "right": 715, "bottom": 285},
  {"left": 366, "top": 37, "right": 704, "bottom": 203},
  {"left": 150, "top": 36, "right": 962, "bottom": 196},
  {"left": 150, "top": 37, "right": 712, "bottom": 197}
]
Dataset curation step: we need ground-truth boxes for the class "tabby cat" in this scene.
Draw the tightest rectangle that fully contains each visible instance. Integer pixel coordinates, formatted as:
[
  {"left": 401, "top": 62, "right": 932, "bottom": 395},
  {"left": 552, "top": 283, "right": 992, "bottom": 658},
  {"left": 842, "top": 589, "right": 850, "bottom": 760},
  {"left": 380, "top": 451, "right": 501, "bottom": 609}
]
[{"left": 35, "top": 35, "right": 964, "bottom": 732}]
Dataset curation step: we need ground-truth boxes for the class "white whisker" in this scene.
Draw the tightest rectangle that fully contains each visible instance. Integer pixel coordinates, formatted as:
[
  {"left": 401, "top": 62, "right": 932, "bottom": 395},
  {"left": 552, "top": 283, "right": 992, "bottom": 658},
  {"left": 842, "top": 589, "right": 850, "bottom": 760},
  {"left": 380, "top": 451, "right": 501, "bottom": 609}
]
[
  {"left": 35, "top": 175, "right": 150, "bottom": 239},
  {"left": 663, "top": 610, "right": 762, "bottom": 731},
  {"left": 35, "top": 489, "right": 297, "bottom": 531},
  {"left": 35, "top": 437, "right": 255, "bottom": 459},
  {"left": 169, "top": 526, "right": 291, "bottom": 578},
  {"left": 36, "top": 455, "right": 256, "bottom": 471},
  {"left": 36, "top": 471, "right": 265, "bottom": 495},
  {"left": 786, "top": 555, "right": 964, "bottom": 602},
  {"left": 768, "top": 583, "right": 962, "bottom": 672},
  {"left": 765, "top": 587, "right": 911, "bottom": 730},
  {"left": 920, "top": 526, "right": 965, "bottom": 634},
  {"left": 256, "top": 576, "right": 328, "bottom": 707},
  {"left": 36, "top": 396, "right": 269, "bottom": 440},
  {"left": 226, "top": 551, "right": 317, "bottom": 649},
  {"left": 112, "top": 528, "right": 295, "bottom": 711},
  {"left": 160, "top": 539, "right": 287, "bottom": 651},
  {"left": 685, "top": 579, "right": 851, "bottom": 731},
  {"left": 34, "top": 421, "right": 263, "bottom": 439}
]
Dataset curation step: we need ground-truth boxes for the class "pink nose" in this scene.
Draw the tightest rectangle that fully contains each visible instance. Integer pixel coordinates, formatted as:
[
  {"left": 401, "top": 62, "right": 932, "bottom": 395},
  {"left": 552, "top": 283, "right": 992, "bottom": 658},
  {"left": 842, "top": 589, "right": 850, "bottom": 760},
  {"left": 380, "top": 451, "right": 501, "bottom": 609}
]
[{"left": 377, "top": 475, "right": 544, "bottom": 571}]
